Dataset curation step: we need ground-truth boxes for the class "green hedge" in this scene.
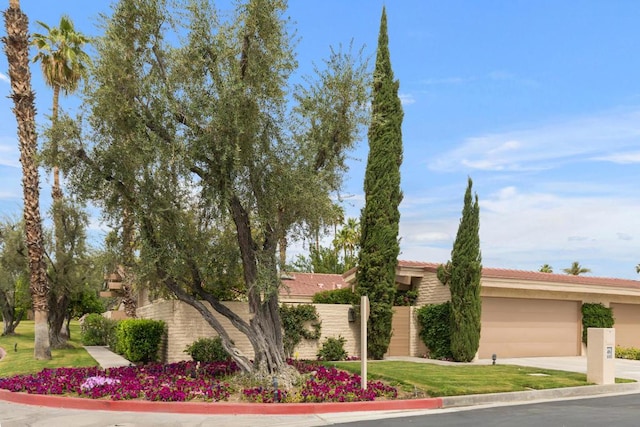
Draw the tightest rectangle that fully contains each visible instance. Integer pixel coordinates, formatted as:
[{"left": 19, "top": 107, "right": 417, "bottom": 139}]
[
  {"left": 616, "top": 346, "right": 640, "bottom": 360},
  {"left": 115, "top": 318, "right": 165, "bottom": 364},
  {"left": 311, "top": 287, "right": 358, "bottom": 304},
  {"left": 581, "top": 303, "right": 614, "bottom": 344},
  {"left": 416, "top": 302, "right": 452, "bottom": 360},
  {"left": 80, "top": 313, "right": 119, "bottom": 346}
]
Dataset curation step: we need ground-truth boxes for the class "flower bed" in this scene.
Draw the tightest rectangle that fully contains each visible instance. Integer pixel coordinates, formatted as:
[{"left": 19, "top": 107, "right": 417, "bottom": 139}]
[{"left": 0, "top": 359, "right": 397, "bottom": 403}]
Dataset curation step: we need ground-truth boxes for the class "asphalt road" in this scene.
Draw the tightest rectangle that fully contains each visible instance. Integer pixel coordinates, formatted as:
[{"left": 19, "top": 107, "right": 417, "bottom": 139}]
[
  {"left": 3, "top": 392, "right": 640, "bottom": 427},
  {"left": 332, "top": 393, "right": 640, "bottom": 427}
]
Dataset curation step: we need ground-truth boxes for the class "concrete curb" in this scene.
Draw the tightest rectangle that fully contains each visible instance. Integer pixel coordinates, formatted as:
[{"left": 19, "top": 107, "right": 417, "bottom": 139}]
[
  {"left": 442, "top": 382, "right": 640, "bottom": 408},
  {"left": 0, "top": 389, "right": 443, "bottom": 414}
]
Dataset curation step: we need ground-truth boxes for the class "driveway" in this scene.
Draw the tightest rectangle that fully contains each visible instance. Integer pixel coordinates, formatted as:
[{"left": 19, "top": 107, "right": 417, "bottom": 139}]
[{"left": 386, "top": 355, "right": 640, "bottom": 382}]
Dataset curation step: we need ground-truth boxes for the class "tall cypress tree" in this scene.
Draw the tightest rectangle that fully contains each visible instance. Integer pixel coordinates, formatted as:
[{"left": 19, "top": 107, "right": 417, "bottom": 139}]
[
  {"left": 448, "top": 177, "right": 482, "bottom": 362},
  {"left": 356, "top": 7, "right": 403, "bottom": 360}
]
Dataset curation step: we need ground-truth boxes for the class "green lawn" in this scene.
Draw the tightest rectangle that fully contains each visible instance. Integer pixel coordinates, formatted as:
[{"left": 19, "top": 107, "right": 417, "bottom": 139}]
[
  {"left": 328, "top": 360, "right": 619, "bottom": 397},
  {"left": 0, "top": 320, "right": 98, "bottom": 378},
  {"left": 1, "top": 324, "right": 632, "bottom": 398}
]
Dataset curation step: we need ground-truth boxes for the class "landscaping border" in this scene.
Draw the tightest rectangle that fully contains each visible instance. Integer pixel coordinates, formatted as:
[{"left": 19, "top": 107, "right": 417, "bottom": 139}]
[{"left": 0, "top": 389, "right": 443, "bottom": 414}]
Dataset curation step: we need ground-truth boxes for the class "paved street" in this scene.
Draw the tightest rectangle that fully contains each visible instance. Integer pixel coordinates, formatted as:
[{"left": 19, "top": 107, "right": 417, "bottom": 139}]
[{"left": 331, "top": 393, "right": 640, "bottom": 427}]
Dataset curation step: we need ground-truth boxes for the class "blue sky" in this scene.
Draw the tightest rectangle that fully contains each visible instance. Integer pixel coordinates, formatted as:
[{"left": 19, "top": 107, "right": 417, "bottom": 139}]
[{"left": 1, "top": 1, "right": 640, "bottom": 279}]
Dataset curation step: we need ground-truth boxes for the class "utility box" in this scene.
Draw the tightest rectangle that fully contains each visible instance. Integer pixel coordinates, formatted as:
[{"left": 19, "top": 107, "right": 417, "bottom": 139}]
[{"left": 587, "top": 328, "right": 615, "bottom": 385}]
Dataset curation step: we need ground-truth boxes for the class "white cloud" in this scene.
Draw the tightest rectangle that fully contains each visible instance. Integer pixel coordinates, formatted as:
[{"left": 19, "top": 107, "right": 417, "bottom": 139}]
[
  {"left": 0, "top": 72, "right": 8, "bottom": 83},
  {"left": 394, "top": 184, "right": 640, "bottom": 279},
  {"left": 399, "top": 93, "right": 416, "bottom": 105},
  {"left": 0, "top": 142, "right": 20, "bottom": 168},
  {"left": 594, "top": 151, "right": 640, "bottom": 164},
  {"left": 429, "top": 108, "right": 640, "bottom": 172}
]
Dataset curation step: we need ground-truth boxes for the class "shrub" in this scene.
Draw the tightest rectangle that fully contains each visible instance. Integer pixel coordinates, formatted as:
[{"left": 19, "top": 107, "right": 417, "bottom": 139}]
[
  {"left": 416, "top": 302, "right": 453, "bottom": 360},
  {"left": 184, "top": 337, "right": 230, "bottom": 362},
  {"left": 616, "top": 346, "right": 640, "bottom": 360},
  {"left": 317, "top": 336, "right": 347, "bottom": 361},
  {"left": 581, "top": 303, "right": 614, "bottom": 344},
  {"left": 279, "top": 304, "right": 321, "bottom": 358},
  {"left": 394, "top": 289, "right": 418, "bottom": 306},
  {"left": 311, "top": 287, "right": 358, "bottom": 304},
  {"left": 80, "top": 313, "right": 119, "bottom": 346},
  {"left": 115, "top": 318, "right": 165, "bottom": 364}
]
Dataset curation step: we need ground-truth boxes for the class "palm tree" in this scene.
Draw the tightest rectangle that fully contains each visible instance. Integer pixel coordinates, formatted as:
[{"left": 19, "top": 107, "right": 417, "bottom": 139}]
[
  {"left": 2, "top": 0, "right": 51, "bottom": 359},
  {"left": 32, "top": 15, "right": 90, "bottom": 201},
  {"left": 334, "top": 217, "right": 360, "bottom": 269},
  {"left": 539, "top": 264, "right": 553, "bottom": 273},
  {"left": 32, "top": 16, "right": 90, "bottom": 346},
  {"left": 563, "top": 261, "right": 591, "bottom": 276},
  {"left": 636, "top": 263, "right": 640, "bottom": 274}
]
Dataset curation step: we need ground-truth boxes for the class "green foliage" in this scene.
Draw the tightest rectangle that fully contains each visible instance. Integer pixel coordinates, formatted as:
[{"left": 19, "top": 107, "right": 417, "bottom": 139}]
[
  {"left": 356, "top": 7, "right": 403, "bottom": 360},
  {"left": 115, "top": 318, "right": 165, "bottom": 364},
  {"left": 394, "top": 289, "right": 418, "bottom": 306},
  {"left": 581, "top": 303, "right": 614, "bottom": 344},
  {"left": 416, "top": 302, "right": 453, "bottom": 360},
  {"left": 317, "top": 335, "right": 348, "bottom": 361},
  {"left": 279, "top": 304, "right": 322, "bottom": 358},
  {"left": 62, "top": 0, "right": 370, "bottom": 374},
  {"left": 616, "top": 346, "right": 640, "bottom": 360},
  {"left": 312, "top": 287, "right": 358, "bottom": 304},
  {"left": 80, "top": 313, "right": 118, "bottom": 346},
  {"left": 184, "top": 336, "right": 230, "bottom": 362},
  {"left": 447, "top": 177, "right": 482, "bottom": 362}
]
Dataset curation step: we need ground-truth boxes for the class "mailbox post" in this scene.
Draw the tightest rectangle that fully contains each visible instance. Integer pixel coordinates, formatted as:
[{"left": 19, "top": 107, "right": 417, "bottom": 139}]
[{"left": 587, "top": 328, "right": 615, "bottom": 385}]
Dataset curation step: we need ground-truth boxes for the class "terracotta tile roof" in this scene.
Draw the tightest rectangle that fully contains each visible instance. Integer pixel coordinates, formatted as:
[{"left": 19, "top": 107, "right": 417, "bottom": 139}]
[
  {"left": 397, "top": 260, "right": 640, "bottom": 289},
  {"left": 279, "top": 272, "right": 349, "bottom": 297}
]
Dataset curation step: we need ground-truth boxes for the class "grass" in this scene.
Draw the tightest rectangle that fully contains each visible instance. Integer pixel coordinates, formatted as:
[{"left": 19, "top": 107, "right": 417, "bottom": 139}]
[
  {"left": 327, "top": 360, "right": 606, "bottom": 397},
  {"left": 1, "top": 324, "right": 633, "bottom": 399},
  {"left": 0, "top": 320, "right": 98, "bottom": 378}
]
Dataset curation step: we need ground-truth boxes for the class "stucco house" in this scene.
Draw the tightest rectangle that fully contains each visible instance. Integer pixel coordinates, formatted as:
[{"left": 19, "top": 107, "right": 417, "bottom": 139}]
[{"left": 343, "top": 260, "right": 640, "bottom": 359}]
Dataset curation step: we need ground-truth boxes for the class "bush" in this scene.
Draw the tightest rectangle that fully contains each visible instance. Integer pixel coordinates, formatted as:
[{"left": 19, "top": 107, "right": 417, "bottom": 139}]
[
  {"left": 394, "top": 289, "right": 418, "bottom": 306},
  {"left": 416, "top": 302, "right": 453, "bottom": 360},
  {"left": 317, "top": 336, "right": 348, "bottom": 361},
  {"left": 616, "top": 346, "right": 640, "bottom": 360},
  {"left": 280, "top": 304, "right": 321, "bottom": 358},
  {"left": 184, "top": 336, "right": 230, "bottom": 362},
  {"left": 581, "top": 303, "right": 614, "bottom": 344},
  {"left": 80, "top": 313, "right": 119, "bottom": 346},
  {"left": 312, "top": 287, "right": 358, "bottom": 305},
  {"left": 115, "top": 318, "right": 165, "bottom": 364}
]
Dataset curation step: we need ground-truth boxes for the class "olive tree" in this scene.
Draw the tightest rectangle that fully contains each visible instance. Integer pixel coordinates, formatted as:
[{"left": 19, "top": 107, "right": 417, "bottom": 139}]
[{"left": 62, "top": 0, "right": 368, "bottom": 379}]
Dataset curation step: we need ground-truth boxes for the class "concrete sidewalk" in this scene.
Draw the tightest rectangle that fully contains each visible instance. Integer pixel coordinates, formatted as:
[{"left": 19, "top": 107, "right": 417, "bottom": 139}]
[{"left": 83, "top": 346, "right": 131, "bottom": 369}]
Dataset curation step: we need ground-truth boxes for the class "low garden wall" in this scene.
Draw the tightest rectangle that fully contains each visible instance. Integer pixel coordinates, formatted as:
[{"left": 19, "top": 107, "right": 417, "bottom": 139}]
[{"left": 136, "top": 300, "right": 360, "bottom": 363}]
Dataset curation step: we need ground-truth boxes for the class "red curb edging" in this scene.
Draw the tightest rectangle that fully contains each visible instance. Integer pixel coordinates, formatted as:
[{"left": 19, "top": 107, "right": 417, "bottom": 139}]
[{"left": 0, "top": 389, "right": 443, "bottom": 414}]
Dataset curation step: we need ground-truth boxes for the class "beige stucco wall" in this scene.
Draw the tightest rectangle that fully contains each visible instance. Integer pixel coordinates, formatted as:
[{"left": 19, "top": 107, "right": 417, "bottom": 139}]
[
  {"left": 136, "top": 301, "right": 360, "bottom": 363},
  {"left": 415, "top": 271, "right": 450, "bottom": 306}
]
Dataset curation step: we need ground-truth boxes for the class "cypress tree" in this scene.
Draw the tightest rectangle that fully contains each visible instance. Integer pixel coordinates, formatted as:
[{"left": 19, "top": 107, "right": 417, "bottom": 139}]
[
  {"left": 356, "top": 7, "right": 403, "bottom": 360},
  {"left": 448, "top": 177, "right": 482, "bottom": 362}
]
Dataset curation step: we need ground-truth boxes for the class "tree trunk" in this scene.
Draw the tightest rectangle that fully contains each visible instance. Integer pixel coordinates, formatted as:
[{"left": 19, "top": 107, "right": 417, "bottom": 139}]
[
  {"left": 3, "top": 0, "right": 51, "bottom": 359},
  {"left": 0, "top": 299, "right": 21, "bottom": 336},
  {"left": 48, "top": 292, "right": 70, "bottom": 348},
  {"left": 120, "top": 208, "right": 137, "bottom": 318}
]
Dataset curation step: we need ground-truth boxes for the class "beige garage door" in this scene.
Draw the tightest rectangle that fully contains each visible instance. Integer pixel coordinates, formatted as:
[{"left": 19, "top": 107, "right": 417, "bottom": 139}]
[
  {"left": 610, "top": 303, "right": 640, "bottom": 348},
  {"left": 479, "top": 297, "right": 581, "bottom": 359}
]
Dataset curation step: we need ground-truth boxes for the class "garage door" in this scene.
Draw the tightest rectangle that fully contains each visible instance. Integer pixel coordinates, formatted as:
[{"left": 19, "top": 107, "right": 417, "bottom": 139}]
[
  {"left": 479, "top": 297, "right": 581, "bottom": 358},
  {"left": 610, "top": 303, "right": 640, "bottom": 348}
]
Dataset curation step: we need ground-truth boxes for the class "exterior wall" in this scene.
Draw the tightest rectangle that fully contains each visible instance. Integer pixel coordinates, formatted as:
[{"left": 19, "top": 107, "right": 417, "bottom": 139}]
[
  {"left": 415, "top": 271, "right": 450, "bottom": 306},
  {"left": 136, "top": 301, "right": 360, "bottom": 363}
]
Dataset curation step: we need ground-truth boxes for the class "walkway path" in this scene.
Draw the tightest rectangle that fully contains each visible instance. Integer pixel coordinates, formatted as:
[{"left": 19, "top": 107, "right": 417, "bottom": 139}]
[{"left": 83, "top": 346, "right": 131, "bottom": 369}]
